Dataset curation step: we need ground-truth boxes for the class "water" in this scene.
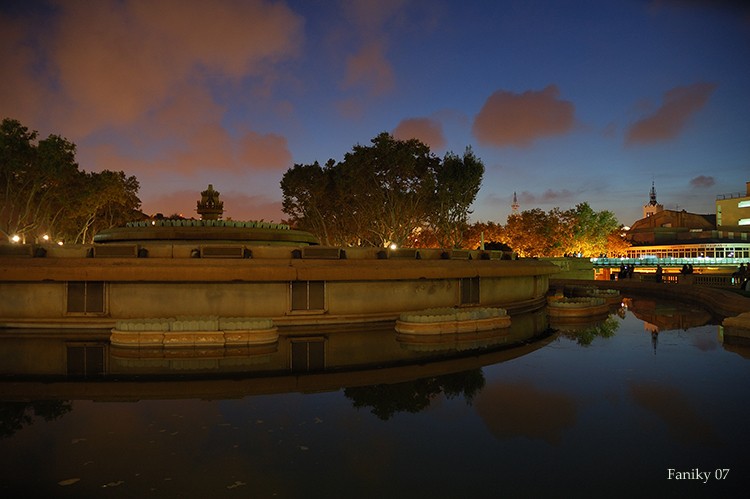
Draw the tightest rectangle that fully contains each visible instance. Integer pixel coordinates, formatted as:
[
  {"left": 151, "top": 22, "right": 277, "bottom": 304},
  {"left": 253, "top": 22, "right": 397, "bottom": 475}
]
[{"left": 1, "top": 297, "right": 749, "bottom": 498}]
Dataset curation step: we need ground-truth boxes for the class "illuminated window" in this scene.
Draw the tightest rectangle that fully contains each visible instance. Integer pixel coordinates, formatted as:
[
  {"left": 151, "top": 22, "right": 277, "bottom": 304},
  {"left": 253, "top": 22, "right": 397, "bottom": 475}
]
[
  {"left": 738, "top": 200, "right": 750, "bottom": 208},
  {"left": 291, "top": 281, "right": 325, "bottom": 311},
  {"left": 460, "top": 277, "right": 480, "bottom": 305},
  {"left": 66, "top": 281, "right": 105, "bottom": 314},
  {"left": 739, "top": 218, "right": 750, "bottom": 226}
]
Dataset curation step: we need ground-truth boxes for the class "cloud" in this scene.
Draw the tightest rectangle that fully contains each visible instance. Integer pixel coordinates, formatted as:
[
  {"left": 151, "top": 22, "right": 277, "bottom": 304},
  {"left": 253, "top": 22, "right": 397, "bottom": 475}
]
[
  {"left": 81, "top": 122, "right": 292, "bottom": 177},
  {"left": 43, "top": 1, "right": 301, "bottom": 134},
  {"left": 392, "top": 117, "right": 446, "bottom": 150},
  {"left": 472, "top": 85, "right": 576, "bottom": 147},
  {"left": 518, "top": 189, "right": 577, "bottom": 205},
  {"left": 0, "top": 0, "right": 302, "bottom": 174},
  {"left": 335, "top": 0, "right": 418, "bottom": 98},
  {"left": 0, "top": 15, "right": 48, "bottom": 126},
  {"left": 625, "top": 82, "right": 717, "bottom": 145},
  {"left": 689, "top": 175, "right": 715, "bottom": 188},
  {"left": 341, "top": 0, "right": 409, "bottom": 34},
  {"left": 342, "top": 41, "right": 395, "bottom": 96},
  {"left": 238, "top": 131, "right": 293, "bottom": 170}
]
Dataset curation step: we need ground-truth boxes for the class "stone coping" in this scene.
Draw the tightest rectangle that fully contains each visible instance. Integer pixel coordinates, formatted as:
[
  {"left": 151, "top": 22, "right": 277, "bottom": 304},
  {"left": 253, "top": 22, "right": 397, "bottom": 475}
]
[
  {"left": 395, "top": 307, "right": 511, "bottom": 334},
  {"left": 551, "top": 278, "right": 750, "bottom": 318},
  {"left": 1, "top": 256, "right": 559, "bottom": 282},
  {"left": 92, "top": 225, "right": 316, "bottom": 245}
]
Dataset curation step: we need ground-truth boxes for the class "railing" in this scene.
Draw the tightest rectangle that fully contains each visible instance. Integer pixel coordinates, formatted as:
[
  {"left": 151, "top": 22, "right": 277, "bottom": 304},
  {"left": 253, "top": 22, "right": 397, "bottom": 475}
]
[
  {"left": 630, "top": 273, "right": 739, "bottom": 288},
  {"left": 606, "top": 268, "right": 745, "bottom": 288},
  {"left": 716, "top": 192, "right": 744, "bottom": 200},
  {"left": 591, "top": 257, "right": 747, "bottom": 268}
]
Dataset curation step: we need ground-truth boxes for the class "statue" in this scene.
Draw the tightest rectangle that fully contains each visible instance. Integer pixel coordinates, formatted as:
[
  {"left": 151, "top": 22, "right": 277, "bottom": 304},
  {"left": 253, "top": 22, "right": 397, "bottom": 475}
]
[{"left": 196, "top": 184, "right": 224, "bottom": 220}]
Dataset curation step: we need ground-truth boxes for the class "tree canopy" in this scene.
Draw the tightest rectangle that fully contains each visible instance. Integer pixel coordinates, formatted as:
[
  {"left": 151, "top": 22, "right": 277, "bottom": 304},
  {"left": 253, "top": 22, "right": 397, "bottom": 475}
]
[
  {"left": 1, "top": 118, "right": 142, "bottom": 243},
  {"left": 498, "top": 203, "right": 625, "bottom": 257},
  {"left": 281, "top": 132, "right": 484, "bottom": 248}
]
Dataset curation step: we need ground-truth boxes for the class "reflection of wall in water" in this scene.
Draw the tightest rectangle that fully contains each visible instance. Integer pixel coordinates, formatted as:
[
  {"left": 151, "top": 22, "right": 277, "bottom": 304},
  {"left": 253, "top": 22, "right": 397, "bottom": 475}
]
[
  {"left": 624, "top": 297, "right": 712, "bottom": 332},
  {"left": 0, "top": 310, "right": 550, "bottom": 379}
]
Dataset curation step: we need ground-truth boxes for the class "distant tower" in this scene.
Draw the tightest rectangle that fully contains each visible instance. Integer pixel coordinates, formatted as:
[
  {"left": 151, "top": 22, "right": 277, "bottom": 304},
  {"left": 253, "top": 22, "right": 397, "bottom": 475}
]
[
  {"left": 196, "top": 184, "right": 224, "bottom": 220},
  {"left": 643, "top": 181, "right": 663, "bottom": 218},
  {"left": 511, "top": 191, "right": 519, "bottom": 214}
]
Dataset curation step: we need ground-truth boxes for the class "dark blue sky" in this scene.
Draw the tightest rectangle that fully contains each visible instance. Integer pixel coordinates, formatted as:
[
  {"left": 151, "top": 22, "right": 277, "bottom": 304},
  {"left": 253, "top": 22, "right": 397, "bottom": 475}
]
[{"left": 2, "top": 0, "right": 748, "bottom": 226}]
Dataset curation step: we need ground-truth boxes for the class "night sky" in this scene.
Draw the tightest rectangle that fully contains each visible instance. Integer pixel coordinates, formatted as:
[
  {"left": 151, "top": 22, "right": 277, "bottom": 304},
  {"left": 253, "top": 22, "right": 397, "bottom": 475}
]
[{"left": 2, "top": 0, "right": 748, "bottom": 227}]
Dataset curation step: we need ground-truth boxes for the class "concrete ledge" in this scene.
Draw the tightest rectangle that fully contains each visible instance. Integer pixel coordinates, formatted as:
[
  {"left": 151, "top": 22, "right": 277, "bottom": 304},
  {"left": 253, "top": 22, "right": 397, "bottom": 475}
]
[
  {"left": 723, "top": 312, "right": 750, "bottom": 338},
  {"left": 551, "top": 278, "right": 750, "bottom": 318}
]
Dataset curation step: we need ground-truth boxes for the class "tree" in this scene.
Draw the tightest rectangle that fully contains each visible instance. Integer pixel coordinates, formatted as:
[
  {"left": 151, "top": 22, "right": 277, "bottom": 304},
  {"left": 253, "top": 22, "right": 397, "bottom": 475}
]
[
  {"left": 339, "top": 132, "right": 439, "bottom": 247},
  {"left": 280, "top": 161, "right": 333, "bottom": 244},
  {"left": 429, "top": 147, "right": 484, "bottom": 248},
  {"left": 562, "top": 202, "right": 619, "bottom": 257},
  {"left": 0, "top": 118, "right": 141, "bottom": 243},
  {"left": 67, "top": 170, "right": 141, "bottom": 243},
  {"left": 605, "top": 226, "right": 631, "bottom": 257},
  {"left": 502, "top": 204, "right": 623, "bottom": 258},
  {"left": 0, "top": 119, "right": 79, "bottom": 242},
  {"left": 283, "top": 133, "right": 480, "bottom": 248},
  {"left": 504, "top": 208, "right": 567, "bottom": 257},
  {"left": 463, "top": 221, "right": 506, "bottom": 250}
]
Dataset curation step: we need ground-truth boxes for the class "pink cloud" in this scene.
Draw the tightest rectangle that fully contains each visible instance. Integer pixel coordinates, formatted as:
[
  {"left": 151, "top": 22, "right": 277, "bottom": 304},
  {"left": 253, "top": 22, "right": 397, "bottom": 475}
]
[
  {"left": 342, "top": 41, "right": 395, "bottom": 96},
  {"left": 131, "top": 0, "right": 303, "bottom": 76},
  {"left": 472, "top": 85, "right": 576, "bottom": 147},
  {"left": 0, "top": 16, "right": 48, "bottom": 127},
  {"left": 392, "top": 117, "right": 446, "bottom": 150},
  {"left": 221, "top": 191, "right": 285, "bottom": 221},
  {"left": 342, "top": 0, "right": 409, "bottom": 34},
  {"left": 238, "top": 131, "right": 293, "bottom": 170},
  {"left": 81, "top": 122, "right": 291, "bottom": 177},
  {"left": 0, "top": 0, "right": 303, "bottom": 164},
  {"left": 625, "top": 82, "right": 717, "bottom": 145},
  {"left": 170, "top": 123, "right": 236, "bottom": 173}
]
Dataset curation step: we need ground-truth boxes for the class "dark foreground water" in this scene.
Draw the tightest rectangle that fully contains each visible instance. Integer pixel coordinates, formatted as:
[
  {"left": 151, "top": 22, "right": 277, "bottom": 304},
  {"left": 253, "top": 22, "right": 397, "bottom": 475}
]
[{"left": 1, "top": 297, "right": 749, "bottom": 498}]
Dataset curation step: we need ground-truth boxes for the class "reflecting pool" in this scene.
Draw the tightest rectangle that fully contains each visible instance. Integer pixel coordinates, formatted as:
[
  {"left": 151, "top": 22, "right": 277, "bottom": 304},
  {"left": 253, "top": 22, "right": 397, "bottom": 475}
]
[{"left": 1, "top": 297, "right": 748, "bottom": 498}]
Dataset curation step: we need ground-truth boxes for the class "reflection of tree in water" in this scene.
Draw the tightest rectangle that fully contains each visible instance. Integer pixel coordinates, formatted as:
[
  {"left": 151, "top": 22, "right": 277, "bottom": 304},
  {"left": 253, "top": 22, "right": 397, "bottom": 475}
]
[
  {"left": 559, "top": 315, "right": 620, "bottom": 346},
  {"left": 344, "top": 369, "right": 485, "bottom": 420},
  {"left": 0, "top": 400, "right": 73, "bottom": 439}
]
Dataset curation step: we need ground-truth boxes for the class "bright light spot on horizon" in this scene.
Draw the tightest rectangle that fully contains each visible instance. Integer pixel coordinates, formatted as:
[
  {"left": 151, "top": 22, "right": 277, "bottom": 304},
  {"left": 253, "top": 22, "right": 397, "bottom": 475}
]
[
  {"left": 11, "top": 235, "right": 20, "bottom": 243},
  {"left": 42, "top": 234, "right": 49, "bottom": 241},
  {"left": 389, "top": 243, "right": 397, "bottom": 250}
]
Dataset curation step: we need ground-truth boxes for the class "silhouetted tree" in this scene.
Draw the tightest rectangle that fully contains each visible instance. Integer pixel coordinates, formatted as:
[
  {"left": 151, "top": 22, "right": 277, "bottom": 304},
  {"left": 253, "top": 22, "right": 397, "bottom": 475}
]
[
  {"left": 281, "top": 133, "right": 482, "bottom": 248},
  {"left": 428, "top": 147, "right": 484, "bottom": 248},
  {"left": 0, "top": 118, "right": 141, "bottom": 243}
]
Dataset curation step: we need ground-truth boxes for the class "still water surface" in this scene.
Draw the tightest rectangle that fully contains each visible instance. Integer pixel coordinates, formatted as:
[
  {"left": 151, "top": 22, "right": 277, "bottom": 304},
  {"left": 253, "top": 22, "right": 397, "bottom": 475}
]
[{"left": 1, "top": 297, "right": 748, "bottom": 498}]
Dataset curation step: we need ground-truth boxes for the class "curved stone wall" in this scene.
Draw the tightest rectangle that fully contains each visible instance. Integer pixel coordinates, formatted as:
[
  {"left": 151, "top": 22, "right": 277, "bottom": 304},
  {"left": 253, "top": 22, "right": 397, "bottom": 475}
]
[{"left": 0, "top": 244, "right": 558, "bottom": 328}]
